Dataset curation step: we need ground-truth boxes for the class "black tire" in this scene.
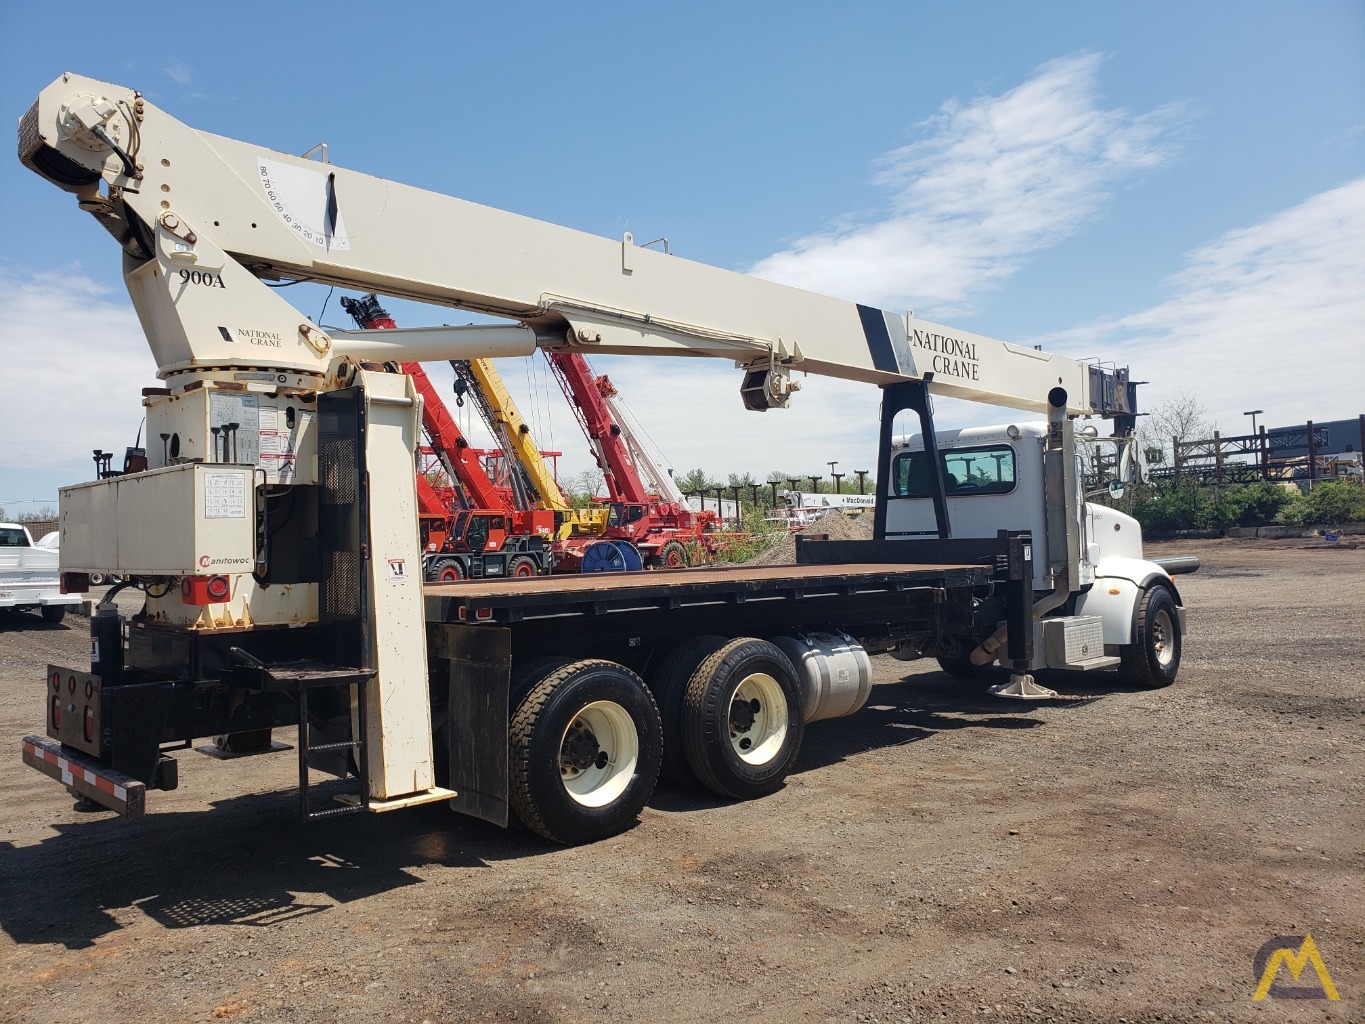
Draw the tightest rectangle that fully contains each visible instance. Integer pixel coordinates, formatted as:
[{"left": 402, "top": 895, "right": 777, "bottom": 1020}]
[
  {"left": 936, "top": 648, "right": 984, "bottom": 678},
  {"left": 507, "top": 555, "right": 538, "bottom": 579},
  {"left": 658, "top": 539, "right": 690, "bottom": 569},
  {"left": 646, "top": 635, "right": 728, "bottom": 785},
  {"left": 1119, "top": 585, "right": 1181, "bottom": 688},
  {"left": 40, "top": 606, "right": 67, "bottom": 625},
  {"left": 681, "top": 638, "right": 805, "bottom": 800},
  {"left": 509, "top": 659, "right": 662, "bottom": 844},
  {"left": 432, "top": 557, "right": 465, "bottom": 583}
]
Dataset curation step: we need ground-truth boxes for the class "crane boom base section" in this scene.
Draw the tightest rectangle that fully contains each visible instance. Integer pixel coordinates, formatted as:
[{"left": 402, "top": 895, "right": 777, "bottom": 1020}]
[{"left": 19, "top": 71, "right": 1186, "bottom": 845}]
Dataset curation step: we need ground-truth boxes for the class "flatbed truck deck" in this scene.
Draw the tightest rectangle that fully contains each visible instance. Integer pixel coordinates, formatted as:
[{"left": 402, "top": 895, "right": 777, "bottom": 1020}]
[{"left": 425, "top": 560, "right": 989, "bottom": 623}]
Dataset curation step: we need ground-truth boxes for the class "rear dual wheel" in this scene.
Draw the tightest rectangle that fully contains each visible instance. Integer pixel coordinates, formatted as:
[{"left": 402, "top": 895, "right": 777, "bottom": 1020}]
[
  {"left": 647, "top": 635, "right": 727, "bottom": 784},
  {"left": 510, "top": 660, "right": 662, "bottom": 844},
  {"left": 652, "top": 637, "right": 804, "bottom": 800}
]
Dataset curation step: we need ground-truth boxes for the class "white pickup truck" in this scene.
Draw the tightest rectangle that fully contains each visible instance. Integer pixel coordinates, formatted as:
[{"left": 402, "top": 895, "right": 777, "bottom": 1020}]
[{"left": 0, "top": 523, "right": 81, "bottom": 624}]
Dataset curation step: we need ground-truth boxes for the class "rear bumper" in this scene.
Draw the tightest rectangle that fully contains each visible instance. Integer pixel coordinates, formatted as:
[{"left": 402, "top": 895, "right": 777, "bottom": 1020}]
[
  {"left": 21, "top": 735, "right": 145, "bottom": 818},
  {"left": 0, "top": 592, "right": 83, "bottom": 608}
]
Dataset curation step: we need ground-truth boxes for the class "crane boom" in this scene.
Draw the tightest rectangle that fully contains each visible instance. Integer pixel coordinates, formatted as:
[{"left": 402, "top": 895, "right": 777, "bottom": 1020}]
[
  {"left": 460, "top": 359, "right": 571, "bottom": 513},
  {"left": 546, "top": 353, "right": 650, "bottom": 504},
  {"left": 19, "top": 73, "right": 1134, "bottom": 421},
  {"left": 598, "top": 380, "right": 688, "bottom": 506}
]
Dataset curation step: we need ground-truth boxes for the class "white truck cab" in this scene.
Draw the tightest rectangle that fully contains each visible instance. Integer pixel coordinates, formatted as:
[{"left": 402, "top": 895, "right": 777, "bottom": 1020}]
[{"left": 887, "top": 422, "right": 1192, "bottom": 691}]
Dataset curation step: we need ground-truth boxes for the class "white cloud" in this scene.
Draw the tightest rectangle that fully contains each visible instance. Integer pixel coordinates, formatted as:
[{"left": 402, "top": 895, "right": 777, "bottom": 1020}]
[
  {"left": 750, "top": 52, "right": 1185, "bottom": 316},
  {"left": 0, "top": 268, "right": 159, "bottom": 480},
  {"left": 164, "top": 62, "right": 193, "bottom": 85},
  {"left": 1031, "top": 178, "right": 1365, "bottom": 431}
]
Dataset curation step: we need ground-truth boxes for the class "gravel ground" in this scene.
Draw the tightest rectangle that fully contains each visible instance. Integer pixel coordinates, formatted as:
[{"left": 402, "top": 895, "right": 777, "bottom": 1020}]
[{"left": 1, "top": 538, "right": 1361, "bottom": 1023}]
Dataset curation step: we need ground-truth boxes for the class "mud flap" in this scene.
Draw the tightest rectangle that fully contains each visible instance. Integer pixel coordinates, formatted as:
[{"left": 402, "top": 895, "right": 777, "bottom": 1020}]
[{"left": 432, "top": 624, "right": 511, "bottom": 826}]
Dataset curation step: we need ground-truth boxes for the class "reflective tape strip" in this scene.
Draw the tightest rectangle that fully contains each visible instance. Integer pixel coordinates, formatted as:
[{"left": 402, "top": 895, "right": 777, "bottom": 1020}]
[{"left": 21, "top": 735, "right": 145, "bottom": 818}]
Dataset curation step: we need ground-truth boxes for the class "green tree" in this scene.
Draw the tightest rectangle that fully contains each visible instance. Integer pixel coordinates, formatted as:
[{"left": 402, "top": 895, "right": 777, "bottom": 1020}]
[
  {"left": 675, "top": 468, "right": 714, "bottom": 496},
  {"left": 1276, "top": 481, "right": 1365, "bottom": 526},
  {"left": 564, "top": 469, "right": 605, "bottom": 508}
]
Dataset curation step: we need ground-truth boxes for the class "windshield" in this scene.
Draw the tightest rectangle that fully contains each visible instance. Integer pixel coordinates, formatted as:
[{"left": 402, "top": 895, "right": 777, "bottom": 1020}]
[{"left": 892, "top": 444, "right": 1018, "bottom": 497}]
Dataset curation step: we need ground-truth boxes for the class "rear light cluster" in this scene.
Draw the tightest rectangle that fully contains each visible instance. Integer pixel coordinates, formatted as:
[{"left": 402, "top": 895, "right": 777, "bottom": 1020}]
[
  {"left": 181, "top": 575, "right": 231, "bottom": 605},
  {"left": 49, "top": 671, "right": 99, "bottom": 746}
]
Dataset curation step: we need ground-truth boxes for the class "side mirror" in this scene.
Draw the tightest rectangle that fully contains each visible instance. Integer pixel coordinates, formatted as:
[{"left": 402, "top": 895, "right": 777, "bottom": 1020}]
[{"left": 1108, "top": 479, "right": 1126, "bottom": 500}]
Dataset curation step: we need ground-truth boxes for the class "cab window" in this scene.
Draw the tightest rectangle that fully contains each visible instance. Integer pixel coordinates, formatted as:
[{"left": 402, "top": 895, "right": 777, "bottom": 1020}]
[{"left": 892, "top": 444, "right": 1017, "bottom": 497}]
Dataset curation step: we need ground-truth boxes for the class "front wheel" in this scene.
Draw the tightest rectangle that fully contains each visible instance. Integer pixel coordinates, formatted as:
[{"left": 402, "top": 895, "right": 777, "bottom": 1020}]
[
  {"left": 1119, "top": 585, "right": 1181, "bottom": 688},
  {"left": 507, "top": 555, "right": 538, "bottom": 578},
  {"left": 657, "top": 539, "right": 690, "bottom": 569},
  {"left": 510, "top": 660, "right": 662, "bottom": 844},
  {"left": 432, "top": 557, "right": 465, "bottom": 583},
  {"left": 682, "top": 638, "right": 804, "bottom": 800}
]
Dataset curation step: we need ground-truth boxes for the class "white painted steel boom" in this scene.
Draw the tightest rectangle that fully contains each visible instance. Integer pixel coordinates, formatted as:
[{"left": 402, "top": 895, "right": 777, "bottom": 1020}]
[{"left": 20, "top": 73, "right": 1133, "bottom": 418}]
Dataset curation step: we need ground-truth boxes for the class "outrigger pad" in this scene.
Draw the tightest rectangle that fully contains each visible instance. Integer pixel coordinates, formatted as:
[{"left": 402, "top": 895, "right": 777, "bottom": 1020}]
[{"left": 988, "top": 673, "right": 1060, "bottom": 701}]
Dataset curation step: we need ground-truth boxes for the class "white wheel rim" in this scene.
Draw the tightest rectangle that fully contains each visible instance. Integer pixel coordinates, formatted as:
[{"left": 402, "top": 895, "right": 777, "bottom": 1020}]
[
  {"left": 728, "top": 672, "right": 788, "bottom": 765},
  {"left": 1152, "top": 608, "right": 1175, "bottom": 668},
  {"left": 558, "top": 700, "right": 639, "bottom": 807}
]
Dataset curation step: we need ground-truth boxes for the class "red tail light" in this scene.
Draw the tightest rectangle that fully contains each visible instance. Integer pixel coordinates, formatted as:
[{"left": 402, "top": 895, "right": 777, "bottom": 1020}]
[
  {"left": 181, "top": 575, "right": 232, "bottom": 605},
  {"left": 50, "top": 696, "right": 61, "bottom": 730}
]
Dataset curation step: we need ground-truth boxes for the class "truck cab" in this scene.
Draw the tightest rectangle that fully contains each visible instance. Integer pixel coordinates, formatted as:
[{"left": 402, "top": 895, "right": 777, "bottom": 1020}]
[{"left": 887, "top": 422, "right": 1189, "bottom": 685}]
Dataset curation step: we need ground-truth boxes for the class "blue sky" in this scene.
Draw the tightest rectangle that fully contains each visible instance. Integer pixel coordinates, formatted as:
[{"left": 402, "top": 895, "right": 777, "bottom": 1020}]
[{"left": 1, "top": 1, "right": 1362, "bottom": 510}]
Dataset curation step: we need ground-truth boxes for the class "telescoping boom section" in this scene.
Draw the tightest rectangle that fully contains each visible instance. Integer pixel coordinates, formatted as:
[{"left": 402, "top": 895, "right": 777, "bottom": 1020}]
[
  {"left": 20, "top": 74, "right": 1134, "bottom": 420},
  {"left": 17, "top": 73, "right": 1168, "bottom": 844}
]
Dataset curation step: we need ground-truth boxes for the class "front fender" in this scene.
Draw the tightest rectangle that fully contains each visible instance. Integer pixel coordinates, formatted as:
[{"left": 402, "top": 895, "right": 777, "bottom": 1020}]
[
  {"left": 1076, "top": 558, "right": 1186, "bottom": 645},
  {"left": 1074, "top": 577, "right": 1143, "bottom": 645},
  {"left": 1094, "top": 556, "right": 1183, "bottom": 608}
]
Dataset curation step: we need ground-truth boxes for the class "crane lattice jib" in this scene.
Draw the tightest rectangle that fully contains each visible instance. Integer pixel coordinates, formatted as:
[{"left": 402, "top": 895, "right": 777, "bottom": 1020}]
[{"left": 601, "top": 388, "right": 687, "bottom": 506}]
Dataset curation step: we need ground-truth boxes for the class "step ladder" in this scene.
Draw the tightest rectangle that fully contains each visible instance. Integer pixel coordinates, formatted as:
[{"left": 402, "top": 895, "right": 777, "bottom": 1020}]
[{"left": 228, "top": 649, "right": 375, "bottom": 820}]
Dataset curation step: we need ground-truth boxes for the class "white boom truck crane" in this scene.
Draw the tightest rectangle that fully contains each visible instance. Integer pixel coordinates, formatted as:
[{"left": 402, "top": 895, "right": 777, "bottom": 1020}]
[{"left": 18, "top": 73, "right": 1193, "bottom": 843}]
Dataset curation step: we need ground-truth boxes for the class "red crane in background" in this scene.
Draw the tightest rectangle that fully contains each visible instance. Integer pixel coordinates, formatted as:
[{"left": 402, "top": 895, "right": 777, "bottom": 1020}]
[
  {"left": 546, "top": 352, "right": 716, "bottom": 570},
  {"left": 341, "top": 295, "right": 553, "bottom": 581}
]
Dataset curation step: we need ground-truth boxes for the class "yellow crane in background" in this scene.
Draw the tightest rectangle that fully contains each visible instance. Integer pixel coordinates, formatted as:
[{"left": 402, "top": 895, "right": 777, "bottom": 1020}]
[{"left": 454, "top": 359, "right": 610, "bottom": 541}]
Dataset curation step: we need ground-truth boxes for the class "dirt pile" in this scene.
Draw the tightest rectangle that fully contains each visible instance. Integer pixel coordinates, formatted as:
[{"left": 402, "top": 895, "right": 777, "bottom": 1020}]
[{"left": 743, "top": 510, "right": 875, "bottom": 565}]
